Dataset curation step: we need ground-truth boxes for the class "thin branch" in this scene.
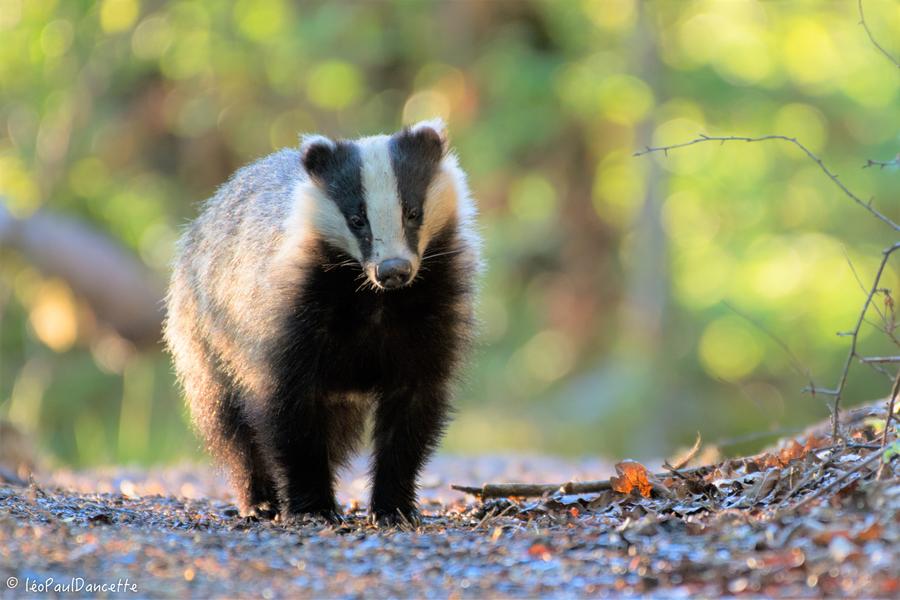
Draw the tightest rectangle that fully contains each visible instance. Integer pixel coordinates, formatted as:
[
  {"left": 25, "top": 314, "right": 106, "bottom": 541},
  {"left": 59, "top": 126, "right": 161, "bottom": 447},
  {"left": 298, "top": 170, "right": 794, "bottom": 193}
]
[
  {"left": 829, "top": 242, "right": 900, "bottom": 440},
  {"left": 861, "top": 359, "right": 897, "bottom": 384},
  {"left": 722, "top": 300, "right": 815, "bottom": 390},
  {"left": 843, "top": 246, "right": 870, "bottom": 296},
  {"left": 863, "top": 156, "right": 899, "bottom": 170},
  {"left": 789, "top": 450, "right": 884, "bottom": 513},
  {"left": 860, "top": 356, "right": 900, "bottom": 364},
  {"left": 451, "top": 465, "right": 713, "bottom": 499},
  {"left": 858, "top": 0, "right": 900, "bottom": 70},
  {"left": 634, "top": 134, "right": 900, "bottom": 233},
  {"left": 843, "top": 246, "right": 886, "bottom": 323},
  {"left": 877, "top": 372, "right": 900, "bottom": 479}
]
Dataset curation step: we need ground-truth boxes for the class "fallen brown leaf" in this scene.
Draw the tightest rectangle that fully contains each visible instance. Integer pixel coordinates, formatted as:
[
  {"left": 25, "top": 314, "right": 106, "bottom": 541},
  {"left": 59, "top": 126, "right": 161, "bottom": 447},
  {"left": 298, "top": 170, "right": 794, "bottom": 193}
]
[{"left": 610, "top": 460, "right": 653, "bottom": 498}]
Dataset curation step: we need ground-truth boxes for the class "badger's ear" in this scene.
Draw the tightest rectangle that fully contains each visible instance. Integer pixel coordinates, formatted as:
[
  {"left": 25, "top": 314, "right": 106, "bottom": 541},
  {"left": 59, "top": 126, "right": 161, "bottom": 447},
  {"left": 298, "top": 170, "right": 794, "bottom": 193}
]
[
  {"left": 404, "top": 118, "right": 448, "bottom": 162},
  {"left": 299, "top": 134, "right": 337, "bottom": 178}
]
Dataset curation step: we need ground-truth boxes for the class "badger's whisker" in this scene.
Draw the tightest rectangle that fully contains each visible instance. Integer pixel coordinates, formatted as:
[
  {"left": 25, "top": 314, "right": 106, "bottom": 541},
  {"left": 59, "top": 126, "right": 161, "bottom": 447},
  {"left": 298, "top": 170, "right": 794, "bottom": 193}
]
[
  {"left": 322, "top": 259, "right": 360, "bottom": 272},
  {"left": 422, "top": 248, "right": 464, "bottom": 262}
]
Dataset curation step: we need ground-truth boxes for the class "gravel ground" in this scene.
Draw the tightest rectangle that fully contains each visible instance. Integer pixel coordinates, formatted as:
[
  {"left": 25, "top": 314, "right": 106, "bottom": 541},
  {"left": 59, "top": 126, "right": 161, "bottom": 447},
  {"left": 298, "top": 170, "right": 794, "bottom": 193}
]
[{"left": 1, "top": 418, "right": 898, "bottom": 598}]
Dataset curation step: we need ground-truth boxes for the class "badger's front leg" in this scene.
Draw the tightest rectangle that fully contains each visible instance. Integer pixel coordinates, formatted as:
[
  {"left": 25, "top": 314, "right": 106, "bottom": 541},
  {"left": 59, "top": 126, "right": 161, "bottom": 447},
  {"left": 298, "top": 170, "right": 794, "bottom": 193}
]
[
  {"left": 370, "top": 383, "right": 450, "bottom": 524},
  {"left": 255, "top": 394, "right": 341, "bottom": 523}
]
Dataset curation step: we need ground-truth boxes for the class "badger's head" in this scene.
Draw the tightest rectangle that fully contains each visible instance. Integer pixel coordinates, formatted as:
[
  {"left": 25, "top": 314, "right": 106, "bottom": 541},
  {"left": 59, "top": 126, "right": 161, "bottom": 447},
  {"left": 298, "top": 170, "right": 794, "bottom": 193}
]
[{"left": 298, "top": 119, "right": 461, "bottom": 291}]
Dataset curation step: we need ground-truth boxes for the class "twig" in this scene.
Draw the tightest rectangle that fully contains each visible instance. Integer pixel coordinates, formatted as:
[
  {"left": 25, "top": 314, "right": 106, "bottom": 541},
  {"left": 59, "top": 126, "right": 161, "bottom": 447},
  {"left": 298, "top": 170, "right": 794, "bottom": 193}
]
[
  {"left": 723, "top": 300, "right": 815, "bottom": 390},
  {"left": 633, "top": 134, "right": 900, "bottom": 232},
  {"left": 843, "top": 247, "right": 887, "bottom": 323},
  {"left": 475, "top": 503, "right": 517, "bottom": 529},
  {"left": 789, "top": 450, "right": 884, "bottom": 513},
  {"left": 777, "top": 461, "right": 829, "bottom": 509},
  {"left": 669, "top": 431, "right": 702, "bottom": 471},
  {"left": 451, "top": 465, "right": 714, "bottom": 499},
  {"left": 451, "top": 481, "right": 610, "bottom": 498},
  {"left": 860, "top": 356, "right": 900, "bottom": 364},
  {"left": 661, "top": 462, "right": 689, "bottom": 481},
  {"left": 858, "top": 0, "right": 900, "bottom": 70},
  {"left": 863, "top": 156, "right": 899, "bottom": 170},
  {"left": 823, "top": 242, "right": 900, "bottom": 440},
  {"left": 876, "top": 371, "right": 900, "bottom": 479}
]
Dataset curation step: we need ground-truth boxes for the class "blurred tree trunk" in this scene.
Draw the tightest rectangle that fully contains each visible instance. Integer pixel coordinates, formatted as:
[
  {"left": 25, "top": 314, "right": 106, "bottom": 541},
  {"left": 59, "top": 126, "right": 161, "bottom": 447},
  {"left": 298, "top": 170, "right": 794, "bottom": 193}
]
[
  {"left": 0, "top": 200, "right": 164, "bottom": 347},
  {"left": 624, "top": 7, "right": 668, "bottom": 347}
]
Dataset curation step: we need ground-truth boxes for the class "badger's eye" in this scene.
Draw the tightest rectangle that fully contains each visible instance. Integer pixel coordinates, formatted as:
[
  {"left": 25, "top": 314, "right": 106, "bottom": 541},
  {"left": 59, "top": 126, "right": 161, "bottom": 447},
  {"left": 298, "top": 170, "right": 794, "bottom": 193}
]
[
  {"left": 349, "top": 215, "right": 365, "bottom": 229},
  {"left": 406, "top": 208, "right": 420, "bottom": 222}
]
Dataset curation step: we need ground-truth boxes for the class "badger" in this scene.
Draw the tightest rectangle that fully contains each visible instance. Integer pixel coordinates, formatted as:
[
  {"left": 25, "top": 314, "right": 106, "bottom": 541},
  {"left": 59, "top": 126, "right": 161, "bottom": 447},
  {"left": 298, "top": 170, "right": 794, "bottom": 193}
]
[{"left": 163, "top": 119, "right": 480, "bottom": 524}]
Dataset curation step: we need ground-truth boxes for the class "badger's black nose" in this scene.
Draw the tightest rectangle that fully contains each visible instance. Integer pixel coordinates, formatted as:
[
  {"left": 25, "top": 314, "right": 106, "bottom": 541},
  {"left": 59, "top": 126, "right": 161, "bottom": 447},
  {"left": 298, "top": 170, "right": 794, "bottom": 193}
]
[{"left": 376, "top": 258, "right": 412, "bottom": 289}]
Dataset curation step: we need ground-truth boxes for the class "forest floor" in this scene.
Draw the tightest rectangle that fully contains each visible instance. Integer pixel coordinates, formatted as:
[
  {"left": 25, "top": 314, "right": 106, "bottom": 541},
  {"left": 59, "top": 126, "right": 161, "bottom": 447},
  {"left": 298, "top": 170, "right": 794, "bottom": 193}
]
[{"left": 1, "top": 404, "right": 898, "bottom": 599}]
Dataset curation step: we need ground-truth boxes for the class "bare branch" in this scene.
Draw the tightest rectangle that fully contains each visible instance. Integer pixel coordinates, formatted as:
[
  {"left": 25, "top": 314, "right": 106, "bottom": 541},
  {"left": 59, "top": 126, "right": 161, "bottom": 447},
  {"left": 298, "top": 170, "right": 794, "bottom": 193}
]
[
  {"left": 858, "top": 0, "right": 900, "bottom": 70},
  {"left": 877, "top": 371, "right": 900, "bottom": 479},
  {"left": 451, "top": 465, "right": 713, "bottom": 499},
  {"left": 801, "top": 386, "right": 839, "bottom": 396},
  {"left": 828, "top": 242, "right": 900, "bottom": 439},
  {"left": 723, "top": 300, "right": 815, "bottom": 390},
  {"left": 863, "top": 156, "right": 899, "bottom": 170},
  {"left": 859, "top": 356, "right": 900, "bottom": 364},
  {"left": 634, "top": 134, "right": 900, "bottom": 233}
]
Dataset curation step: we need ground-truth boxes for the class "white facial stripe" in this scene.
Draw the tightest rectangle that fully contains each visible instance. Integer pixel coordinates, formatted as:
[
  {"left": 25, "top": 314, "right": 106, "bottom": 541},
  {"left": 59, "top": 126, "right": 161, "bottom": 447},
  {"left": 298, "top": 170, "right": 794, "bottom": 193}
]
[{"left": 357, "top": 136, "right": 413, "bottom": 263}]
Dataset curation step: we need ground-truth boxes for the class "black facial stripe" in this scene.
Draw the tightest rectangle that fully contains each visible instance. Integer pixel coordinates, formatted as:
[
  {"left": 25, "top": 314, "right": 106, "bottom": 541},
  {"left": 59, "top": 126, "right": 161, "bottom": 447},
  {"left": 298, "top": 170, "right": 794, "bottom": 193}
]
[
  {"left": 304, "top": 141, "right": 372, "bottom": 260},
  {"left": 388, "top": 131, "right": 443, "bottom": 254}
]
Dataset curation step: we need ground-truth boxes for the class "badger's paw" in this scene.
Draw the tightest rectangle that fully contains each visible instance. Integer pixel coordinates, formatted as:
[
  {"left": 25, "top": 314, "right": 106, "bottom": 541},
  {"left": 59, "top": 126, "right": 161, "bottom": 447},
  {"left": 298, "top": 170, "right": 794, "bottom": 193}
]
[
  {"left": 278, "top": 501, "right": 344, "bottom": 526},
  {"left": 239, "top": 502, "right": 278, "bottom": 521},
  {"left": 369, "top": 506, "right": 421, "bottom": 529}
]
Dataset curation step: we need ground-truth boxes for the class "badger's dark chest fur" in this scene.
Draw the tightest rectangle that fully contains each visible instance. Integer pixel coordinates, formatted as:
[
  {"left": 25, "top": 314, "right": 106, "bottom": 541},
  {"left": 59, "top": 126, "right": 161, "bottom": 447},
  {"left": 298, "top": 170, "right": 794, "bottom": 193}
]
[{"left": 277, "top": 234, "right": 468, "bottom": 397}]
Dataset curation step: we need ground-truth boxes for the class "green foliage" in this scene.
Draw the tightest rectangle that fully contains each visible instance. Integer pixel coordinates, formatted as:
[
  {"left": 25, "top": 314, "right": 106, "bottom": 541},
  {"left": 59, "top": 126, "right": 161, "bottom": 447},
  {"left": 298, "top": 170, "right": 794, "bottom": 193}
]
[{"left": 1, "top": 0, "right": 899, "bottom": 465}]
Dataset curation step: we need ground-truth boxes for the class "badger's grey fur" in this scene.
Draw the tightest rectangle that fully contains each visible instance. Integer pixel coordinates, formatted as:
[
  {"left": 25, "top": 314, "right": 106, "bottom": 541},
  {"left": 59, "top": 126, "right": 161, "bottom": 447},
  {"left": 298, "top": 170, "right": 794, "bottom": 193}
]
[{"left": 164, "top": 119, "right": 480, "bottom": 523}]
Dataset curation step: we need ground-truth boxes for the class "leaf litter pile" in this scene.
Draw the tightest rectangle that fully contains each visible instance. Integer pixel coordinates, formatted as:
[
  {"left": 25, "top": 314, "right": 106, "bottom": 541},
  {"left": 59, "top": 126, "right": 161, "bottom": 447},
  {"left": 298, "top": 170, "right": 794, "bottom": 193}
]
[{"left": 1, "top": 403, "right": 898, "bottom": 598}]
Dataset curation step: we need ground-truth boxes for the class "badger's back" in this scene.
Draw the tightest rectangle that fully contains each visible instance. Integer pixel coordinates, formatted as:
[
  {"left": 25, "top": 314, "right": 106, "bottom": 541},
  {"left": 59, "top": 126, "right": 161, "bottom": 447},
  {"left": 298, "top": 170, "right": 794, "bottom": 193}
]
[{"left": 164, "top": 149, "right": 311, "bottom": 402}]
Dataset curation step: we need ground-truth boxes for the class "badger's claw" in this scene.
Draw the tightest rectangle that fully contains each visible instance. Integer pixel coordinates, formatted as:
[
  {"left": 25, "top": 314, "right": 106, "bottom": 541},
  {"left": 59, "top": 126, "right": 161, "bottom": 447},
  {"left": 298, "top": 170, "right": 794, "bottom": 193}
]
[
  {"left": 240, "top": 502, "right": 278, "bottom": 521},
  {"left": 278, "top": 504, "right": 344, "bottom": 526},
  {"left": 369, "top": 507, "right": 421, "bottom": 528}
]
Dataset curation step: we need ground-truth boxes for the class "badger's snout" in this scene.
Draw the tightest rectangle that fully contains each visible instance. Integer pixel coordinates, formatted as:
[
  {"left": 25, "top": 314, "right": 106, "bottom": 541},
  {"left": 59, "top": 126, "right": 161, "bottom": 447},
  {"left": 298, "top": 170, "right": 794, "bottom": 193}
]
[{"left": 376, "top": 258, "right": 413, "bottom": 289}]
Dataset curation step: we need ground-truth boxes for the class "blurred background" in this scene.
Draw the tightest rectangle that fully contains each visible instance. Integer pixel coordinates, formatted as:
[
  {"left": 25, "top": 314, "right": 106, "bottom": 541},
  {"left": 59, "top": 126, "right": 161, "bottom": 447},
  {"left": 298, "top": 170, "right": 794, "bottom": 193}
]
[{"left": 1, "top": 0, "right": 899, "bottom": 468}]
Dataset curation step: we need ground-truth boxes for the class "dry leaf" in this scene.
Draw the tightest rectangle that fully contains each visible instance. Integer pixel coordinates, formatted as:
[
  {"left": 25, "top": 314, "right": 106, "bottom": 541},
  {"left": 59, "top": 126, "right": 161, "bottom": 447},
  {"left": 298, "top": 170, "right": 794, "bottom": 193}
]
[
  {"left": 750, "top": 468, "right": 781, "bottom": 502},
  {"left": 610, "top": 460, "right": 653, "bottom": 498},
  {"left": 854, "top": 520, "right": 882, "bottom": 542},
  {"left": 778, "top": 440, "right": 805, "bottom": 465},
  {"left": 802, "top": 434, "right": 829, "bottom": 453}
]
